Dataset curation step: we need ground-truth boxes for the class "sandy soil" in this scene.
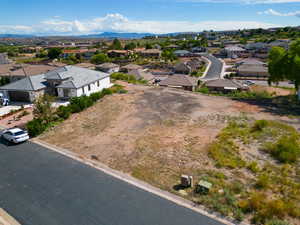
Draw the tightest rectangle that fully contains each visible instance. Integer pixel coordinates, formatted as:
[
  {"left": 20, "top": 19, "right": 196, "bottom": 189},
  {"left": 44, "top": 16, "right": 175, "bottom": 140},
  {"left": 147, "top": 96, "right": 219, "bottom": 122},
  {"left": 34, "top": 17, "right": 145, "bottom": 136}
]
[{"left": 39, "top": 84, "right": 298, "bottom": 191}]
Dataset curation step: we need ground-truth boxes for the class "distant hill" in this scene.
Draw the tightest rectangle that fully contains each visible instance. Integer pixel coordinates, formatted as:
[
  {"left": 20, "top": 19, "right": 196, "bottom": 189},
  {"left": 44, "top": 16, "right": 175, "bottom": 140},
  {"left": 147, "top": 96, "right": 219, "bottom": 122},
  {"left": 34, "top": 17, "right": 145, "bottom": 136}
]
[
  {"left": 79, "top": 32, "right": 155, "bottom": 39},
  {"left": 0, "top": 34, "right": 35, "bottom": 38}
]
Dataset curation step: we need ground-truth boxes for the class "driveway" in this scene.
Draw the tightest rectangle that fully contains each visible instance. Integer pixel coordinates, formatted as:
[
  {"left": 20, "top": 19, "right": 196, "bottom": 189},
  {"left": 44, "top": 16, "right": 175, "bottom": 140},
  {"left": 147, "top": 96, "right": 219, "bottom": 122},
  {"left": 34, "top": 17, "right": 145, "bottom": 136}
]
[{"left": 0, "top": 140, "right": 224, "bottom": 225}]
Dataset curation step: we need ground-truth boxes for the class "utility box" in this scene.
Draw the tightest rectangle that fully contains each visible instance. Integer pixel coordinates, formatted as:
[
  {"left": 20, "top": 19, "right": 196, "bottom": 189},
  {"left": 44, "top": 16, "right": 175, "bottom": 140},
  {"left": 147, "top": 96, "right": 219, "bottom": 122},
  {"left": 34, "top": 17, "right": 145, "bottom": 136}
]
[
  {"left": 181, "top": 175, "right": 193, "bottom": 188},
  {"left": 195, "top": 180, "right": 212, "bottom": 194}
]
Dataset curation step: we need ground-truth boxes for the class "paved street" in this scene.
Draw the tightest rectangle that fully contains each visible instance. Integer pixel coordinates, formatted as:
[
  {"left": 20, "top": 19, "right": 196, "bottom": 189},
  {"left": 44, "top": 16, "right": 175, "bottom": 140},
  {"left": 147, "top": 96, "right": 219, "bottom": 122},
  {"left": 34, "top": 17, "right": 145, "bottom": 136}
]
[
  {"left": 0, "top": 140, "right": 224, "bottom": 225},
  {"left": 201, "top": 53, "right": 224, "bottom": 80}
]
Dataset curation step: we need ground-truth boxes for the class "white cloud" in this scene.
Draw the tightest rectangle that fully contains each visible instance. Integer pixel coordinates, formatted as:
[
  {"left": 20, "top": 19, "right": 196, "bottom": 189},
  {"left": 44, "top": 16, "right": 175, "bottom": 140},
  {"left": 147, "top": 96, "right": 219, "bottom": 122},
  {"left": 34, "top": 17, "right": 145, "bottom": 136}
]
[
  {"left": 258, "top": 8, "right": 300, "bottom": 16},
  {"left": 0, "top": 13, "right": 279, "bottom": 35}
]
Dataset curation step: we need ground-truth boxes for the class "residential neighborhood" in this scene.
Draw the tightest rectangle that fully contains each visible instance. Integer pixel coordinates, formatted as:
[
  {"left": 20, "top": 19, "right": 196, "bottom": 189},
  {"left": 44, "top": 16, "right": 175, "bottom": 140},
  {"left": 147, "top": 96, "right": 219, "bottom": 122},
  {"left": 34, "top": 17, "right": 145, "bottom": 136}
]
[{"left": 0, "top": 1, "right": 300, "bottom": 225}]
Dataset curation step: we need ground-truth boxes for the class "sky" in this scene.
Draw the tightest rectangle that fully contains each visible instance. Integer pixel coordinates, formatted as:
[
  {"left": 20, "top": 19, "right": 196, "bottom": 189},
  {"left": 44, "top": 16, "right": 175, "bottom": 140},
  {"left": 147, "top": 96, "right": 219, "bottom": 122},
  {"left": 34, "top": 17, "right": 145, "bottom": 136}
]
[{"left": 0, "top": 0, "right": 299, "bottom": 35}]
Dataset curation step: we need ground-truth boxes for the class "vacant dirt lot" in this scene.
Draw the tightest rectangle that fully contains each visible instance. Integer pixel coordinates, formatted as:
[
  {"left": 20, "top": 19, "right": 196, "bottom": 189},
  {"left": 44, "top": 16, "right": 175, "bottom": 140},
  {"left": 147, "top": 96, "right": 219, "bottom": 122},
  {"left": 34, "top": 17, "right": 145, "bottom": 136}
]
[{"left": 39, "top": 84, "right": 297, "bottom": 189}]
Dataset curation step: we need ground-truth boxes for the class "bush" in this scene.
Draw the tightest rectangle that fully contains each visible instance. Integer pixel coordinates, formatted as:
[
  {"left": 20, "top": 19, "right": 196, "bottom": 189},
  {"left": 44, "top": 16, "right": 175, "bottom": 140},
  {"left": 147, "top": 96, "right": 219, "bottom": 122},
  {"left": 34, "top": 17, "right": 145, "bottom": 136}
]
[
  {"left": 209, "top": 137, "right": 246, "bottom": 169},
  {"left": 252, "top": 120, "right": 269, "bottom": 132},
  {"left": 69, "top": 96, "right": 94, "bottom": 113},
  {"left": 56, "top": 106, "right": 72, "bottom": 120},
  {"left": 255, "top": 173, "right": 271, "bottom": 189},
  {"left": 264, "top": 135, "right": 300, "bottom": 163},
  {"left": 101, "top": 88, "right": 113, "bottom": 96},
  {"left": 197, "top": 86, "right": 210, "bottom": 94},
  {"left": 26, "top": 119, "right": 47, "bottom": 137},
  {"left": 247, "top": 161, "right": 260, "bottom": 173},
  {"left": 90, "top": 92, "right": 103, "bottom": 102}
]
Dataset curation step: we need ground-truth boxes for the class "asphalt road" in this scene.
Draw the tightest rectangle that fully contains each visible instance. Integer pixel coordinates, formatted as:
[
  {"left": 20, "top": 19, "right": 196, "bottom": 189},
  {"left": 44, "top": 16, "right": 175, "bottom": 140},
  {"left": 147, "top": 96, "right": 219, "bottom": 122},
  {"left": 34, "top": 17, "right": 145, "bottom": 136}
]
[
  {"left": 201, "top": 53, "right": 224, "bottom": 80},
  {"left": 0, "top": 140, "right": 224, "bottom": 225}
]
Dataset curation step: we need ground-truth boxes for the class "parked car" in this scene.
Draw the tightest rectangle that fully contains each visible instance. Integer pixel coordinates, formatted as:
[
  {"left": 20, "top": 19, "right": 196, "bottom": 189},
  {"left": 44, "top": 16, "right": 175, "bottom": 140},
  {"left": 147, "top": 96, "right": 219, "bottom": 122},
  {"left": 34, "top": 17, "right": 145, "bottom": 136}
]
[
  {"left": 1, "top": 128, "right": 29, "bottom": 143},
  {"left": 244, "top": 80, "right": 255, "bottom": 86},
  {"left": 0, "top": 93, "right": 9, "bottom": 106}
]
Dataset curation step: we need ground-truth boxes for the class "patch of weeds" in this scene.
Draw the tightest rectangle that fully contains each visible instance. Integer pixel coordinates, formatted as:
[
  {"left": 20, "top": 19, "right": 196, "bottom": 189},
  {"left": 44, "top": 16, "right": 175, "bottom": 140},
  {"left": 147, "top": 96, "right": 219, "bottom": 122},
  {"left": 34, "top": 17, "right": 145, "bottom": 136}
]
[
  {"left": 255, "top": 173, "right": 272, "bottom": 189},
  {"left": 263, "top": 135, "right": 300, "bottom": 163},
  {"left": 209, "top": 138, "right": 246, "bottom": 169},
  {"left": 247, "top": 161, "right": 260, "bottom": 173}
]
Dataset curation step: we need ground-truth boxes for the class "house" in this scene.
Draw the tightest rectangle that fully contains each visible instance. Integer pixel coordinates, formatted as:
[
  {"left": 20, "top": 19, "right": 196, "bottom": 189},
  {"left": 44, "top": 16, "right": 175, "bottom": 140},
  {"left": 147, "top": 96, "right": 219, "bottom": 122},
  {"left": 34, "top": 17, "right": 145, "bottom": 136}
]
[
  {"left": 0, "top": 66, "right": 112, "bottom": 102},
  {"left": 174, "top": 62, "right": 192, "bottom": 74},
  {"left": 107, "top": 50, "right": 130, "bottom": 58},
  {"left": 205, "top": 79, "right": 247, "bottom": 93},
  {"left": 191, "top": 47, "right": 206, "bottom": 53},
  {"left": 128, "top": 69, "right": 155, "bottom": 83},
  {"left": 75, "top": 63, "right": 96, "bottom": 70},
  {"left": 174, "top": 50, "right": 191, "bottom": 57},
  {"left": 96, "top": 63, "right": 120, "bottom": 74},
  {"left": 224, "top": 46, "right": 246, "bottom": 58},
  {"left": 61, "top": 49, "right": 97, "bottom": 59},
  {"left": 235, "top": 58, "right": 266, "bottom": 67},
  {"left": 0, "top": 64, "right": 57, "bottom": 82},
  {"left": 0, "top": 53, "right": 10, "bottom": 64},
  {"left": 159, "top": 74, "right": 198, "bottom": 91},
  {"left": 237, "top": 64, "right": 269, "bottom": 78},
  {"left": 121, "top": 64, "right": 143, "bottom": 73},
  {"left": 138, "top": 49, "right": 162, "bottom": 58},
  {"left": 268, "top": 40, "right": 289, "bottom": 50},
  {"left": 174, "top": 58, "right": 204, "bottom": 74}
]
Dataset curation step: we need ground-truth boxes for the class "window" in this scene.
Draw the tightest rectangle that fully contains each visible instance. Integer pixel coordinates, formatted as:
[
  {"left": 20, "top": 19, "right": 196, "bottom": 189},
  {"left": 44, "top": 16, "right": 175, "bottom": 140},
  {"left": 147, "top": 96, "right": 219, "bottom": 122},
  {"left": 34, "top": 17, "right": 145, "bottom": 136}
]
[
  {"left": 88, "top": 84, "right": 91, "bottom": 91},
  {"left": 82, "top": 87, "right": 85, "bottom": 94},
  {"left": 97, "top": 81, "right": 100, "bottom": 87}
]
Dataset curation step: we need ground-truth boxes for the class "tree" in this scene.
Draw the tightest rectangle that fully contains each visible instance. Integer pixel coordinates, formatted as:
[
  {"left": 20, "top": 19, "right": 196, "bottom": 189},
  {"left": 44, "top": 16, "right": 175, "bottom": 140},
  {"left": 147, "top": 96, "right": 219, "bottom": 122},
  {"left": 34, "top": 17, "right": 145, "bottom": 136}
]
[
  {"left": 162, "top": 50, "right": 177, "bottom": 62},
  {"left": 110, "top": 38, "right": 122, "bottom": 50},
  {"left": 268, "top": 39, "right": 300, "bottom": 99},
  {"left": 124, "top": 42, "right": 136, "bottom": 50},
  {"left": 90, "top": 53, "right": 109, "bottom": 64},
  {"left": 145, "top": 43, "right": 152, "bottom": 49},
  {"left": 33, "top": 94, "right": 56, "bottom": 124},
  {"left": 48, "top": 48, "right": 62, "bottom": 59}
]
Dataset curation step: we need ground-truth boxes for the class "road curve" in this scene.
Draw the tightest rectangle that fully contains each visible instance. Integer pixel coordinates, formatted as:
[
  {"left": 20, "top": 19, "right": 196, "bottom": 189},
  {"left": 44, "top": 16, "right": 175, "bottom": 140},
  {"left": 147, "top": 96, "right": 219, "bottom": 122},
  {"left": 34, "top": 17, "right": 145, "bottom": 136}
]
[{"left": 200, "top": 53, "right": 224, "bottom": 81}]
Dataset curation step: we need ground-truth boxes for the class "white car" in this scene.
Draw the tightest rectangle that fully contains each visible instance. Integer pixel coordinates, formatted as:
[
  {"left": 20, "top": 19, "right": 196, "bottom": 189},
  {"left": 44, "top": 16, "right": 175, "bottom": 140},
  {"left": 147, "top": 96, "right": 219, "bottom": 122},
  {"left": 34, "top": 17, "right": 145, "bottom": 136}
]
[{"left": 2, "top": 128, "right": 29, "bottom": 143}]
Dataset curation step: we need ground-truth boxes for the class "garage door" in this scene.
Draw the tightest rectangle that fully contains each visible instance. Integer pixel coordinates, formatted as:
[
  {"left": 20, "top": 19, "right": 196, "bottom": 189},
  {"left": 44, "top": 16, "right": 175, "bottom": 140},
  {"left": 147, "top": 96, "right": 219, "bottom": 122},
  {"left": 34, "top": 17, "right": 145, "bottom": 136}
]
[{"left": 8, "top": 91, "right": 30, "bottom": 102}]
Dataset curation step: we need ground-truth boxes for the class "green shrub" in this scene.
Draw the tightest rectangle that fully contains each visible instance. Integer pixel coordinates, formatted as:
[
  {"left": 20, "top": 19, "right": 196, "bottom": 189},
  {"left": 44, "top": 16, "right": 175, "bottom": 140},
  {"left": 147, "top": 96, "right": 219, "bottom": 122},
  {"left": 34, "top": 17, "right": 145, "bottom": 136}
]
[
  {"left": 90, "top": 92, "right": 103, "bottom": 102},
  {"left": 197, "top": 86, "right": 210, "bottom": 94},
  {"left": 56, "top": 106, "right": 72, "bottom": 120},
  {"left": 101, "top": 88, "right": 113, "bottom": 96},
  {"left": 209, "top": 138, "right": 246, "bottom": 169},
  {"left": 26, "top": 119, "right": 47, "bottom": 137},
  {"left": 252, "top": 120, "right": 269, "bottom": 132},
  {"left": 255, "top": 173, "right": 271, "bottom": 189},
  {"left": 69, "top": 95, "right": 94, "bottom": 113},
  {"left": 247, "top": 161, "right": 260, "bottom": 173},
  {"left": 264, "top": 135, "right": 300, "bottom": 163}
]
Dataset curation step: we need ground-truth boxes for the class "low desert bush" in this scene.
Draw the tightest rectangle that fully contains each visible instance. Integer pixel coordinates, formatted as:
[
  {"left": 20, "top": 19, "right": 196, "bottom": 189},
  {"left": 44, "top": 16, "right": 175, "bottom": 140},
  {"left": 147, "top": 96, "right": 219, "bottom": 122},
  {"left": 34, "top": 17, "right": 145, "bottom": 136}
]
[{"left": 264, "top": 135, "right": 300, "bottom": 163}]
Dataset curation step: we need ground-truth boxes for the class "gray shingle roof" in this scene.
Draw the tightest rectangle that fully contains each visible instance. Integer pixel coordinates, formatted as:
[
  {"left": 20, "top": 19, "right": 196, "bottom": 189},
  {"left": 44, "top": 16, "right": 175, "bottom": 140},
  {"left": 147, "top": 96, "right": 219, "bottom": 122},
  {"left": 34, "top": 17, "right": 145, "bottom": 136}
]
[
  {"left": 46, "top": 66, "right": 110, "bottom": 89},
  {"left": 0, "top": 53, "right": 10, "bottom": 65},
  {"left": 205, "top": 79, "right": 245, "bottom": 89},
  {"left": 0, "top": 74, "right": 46, "bottom": 91},
  {"left": 159, "top": 75, "right": 197, "bottom": 87}
]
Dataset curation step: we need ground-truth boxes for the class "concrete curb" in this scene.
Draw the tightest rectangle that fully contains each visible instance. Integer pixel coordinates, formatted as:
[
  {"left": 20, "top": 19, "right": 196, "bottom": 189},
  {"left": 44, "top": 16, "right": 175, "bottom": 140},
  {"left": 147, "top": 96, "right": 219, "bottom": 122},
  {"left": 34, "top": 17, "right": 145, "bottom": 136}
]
[
  {"left": 32, "top": 139, "right": 248, "bottom": 225},
  {"left": 201, "top": 56, "right": 212, "bottom": 79}
]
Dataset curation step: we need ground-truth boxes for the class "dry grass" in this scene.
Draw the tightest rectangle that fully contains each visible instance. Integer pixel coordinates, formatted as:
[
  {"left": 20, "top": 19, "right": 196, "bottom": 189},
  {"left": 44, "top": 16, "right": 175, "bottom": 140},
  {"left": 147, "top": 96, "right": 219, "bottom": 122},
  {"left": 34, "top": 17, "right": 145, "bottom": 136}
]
[{"left": 39, "top": 84, "right": 300, "bottom": 224}]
